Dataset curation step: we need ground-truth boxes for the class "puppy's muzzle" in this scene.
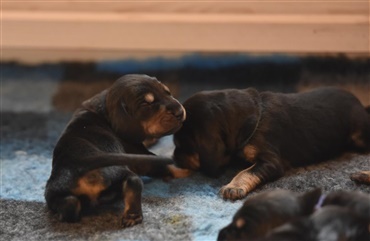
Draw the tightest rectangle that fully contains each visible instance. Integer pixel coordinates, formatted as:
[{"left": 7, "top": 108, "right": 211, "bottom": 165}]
[
  {"left": 173, "top": 107, "right": 185, "bottom": 121},
  {"left": 167, "top": 101, "right": 186, "bottom": 122}
]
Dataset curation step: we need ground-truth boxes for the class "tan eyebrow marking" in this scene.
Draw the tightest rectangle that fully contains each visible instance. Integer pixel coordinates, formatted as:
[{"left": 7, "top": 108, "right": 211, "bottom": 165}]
[
  {"left": 236, "top": 218, "right": 245, "bottom": 228},
  {"left": 144, "top": 93, "right": 155, "bottom": 103},
  {"left": 162, "top": 84, "right": 171, "bottom": 93}
]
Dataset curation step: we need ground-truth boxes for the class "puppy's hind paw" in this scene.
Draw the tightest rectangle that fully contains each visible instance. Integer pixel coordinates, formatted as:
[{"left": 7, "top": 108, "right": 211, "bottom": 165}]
[
  {"left": 121, "top": 213, "right": 143, "bottom": 228},
  {"left": 350, "top": 171, "right": 370, "bottom": 185},
  {"left": 219, "top": 186, "right": 247, "bottom": 201},
  {"left": 57, "top": 195, "right": 81, "bottom": 223}
]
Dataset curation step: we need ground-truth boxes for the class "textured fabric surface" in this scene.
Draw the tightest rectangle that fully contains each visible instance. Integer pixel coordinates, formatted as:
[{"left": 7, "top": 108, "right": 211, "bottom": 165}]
[{"left": 1, "top": 56, "right": 369, "bottom": 241}]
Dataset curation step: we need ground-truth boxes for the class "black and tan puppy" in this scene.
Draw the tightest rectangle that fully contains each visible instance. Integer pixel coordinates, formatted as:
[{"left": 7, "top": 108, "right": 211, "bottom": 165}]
[
  {"left": 261, "top": 190, "right": 370, "bottom": 241},
  {"left": 261, "top": 207, "right": 370, "bottom": 241},
  {"left": 45, "top": 74, "right": 188, "bottom": 227},
  {"left": 218, "top": 189, "right": 370, "bottom": 241},
  {"left": 217, "top": 189, "right": 322, "bottom": 241},
  {"left": 173, "top": 87, "right": 370, "bottom": 200},
  {"left": 322, "top": 190, "right": 370, "bottom": 221}
]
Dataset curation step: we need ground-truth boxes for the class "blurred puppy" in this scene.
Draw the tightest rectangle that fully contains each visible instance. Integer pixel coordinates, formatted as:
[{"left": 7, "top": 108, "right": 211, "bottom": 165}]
[
  {"left": 263, "top": 190, "right": 370, "bottom": 241},
  {"left": 219, "top": 189, "right": 370, "bottom": 241},
  {"left": 173, "top": 87, "right": 370, "bottom": 200},
  {"left": 322, "top": 190, "right": 370, "bottom": 221},
  {"left": 262, "top": 206, "right": 369, "bottom": 241},
  {"left": 45, "top": 74, "right": 188, "bottom": 227},
  {"left": 217, "top": 189, "right": 322, "bottom": 241}
]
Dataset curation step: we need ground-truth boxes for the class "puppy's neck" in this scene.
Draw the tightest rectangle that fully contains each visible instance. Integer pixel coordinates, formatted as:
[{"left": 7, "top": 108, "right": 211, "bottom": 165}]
[
  {"left": 240, "top": 90, "right": 263, "bottom": 147},
  {"left": 82, "top": 90, "right": 109, "bottom": 118}
]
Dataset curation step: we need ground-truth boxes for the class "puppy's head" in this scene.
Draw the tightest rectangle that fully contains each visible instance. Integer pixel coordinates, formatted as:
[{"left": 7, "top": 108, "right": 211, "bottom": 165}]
[
  {"left": 172, "top": 94, "right": 213, "bottom": 174},
  {"left": 217, "top": 188, "right": 322, "bottom": 241},
  {"left": 173, "top": 124, "right": 201, "bottom": 171},
  {"left": 173, "top": 88, "right": 262, "bottom": 177},
  {"left": 84, "top": 74, "right": 186, "bottom": 142}
]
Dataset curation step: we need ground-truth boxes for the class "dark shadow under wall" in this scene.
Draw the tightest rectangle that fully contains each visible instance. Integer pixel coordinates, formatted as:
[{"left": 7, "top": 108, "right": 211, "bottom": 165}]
[{"left": 56, "top": 54, "right": 370, "bottom": 112}]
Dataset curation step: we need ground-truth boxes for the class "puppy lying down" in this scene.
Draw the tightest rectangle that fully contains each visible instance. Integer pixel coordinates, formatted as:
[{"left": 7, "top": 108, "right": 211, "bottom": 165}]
[
  {"left": 173, "top": 87, "right": 370, "bottom": 200},
  {"left": 218, "top": 189, "right": 370, "bottom": 241},
  {"left": 45, "top": 74, "right": 189, "bottom": 227},
  {"left": 218, "top": 189, "right": 322, "bottom": 240},
  {"left": 262, "top": 206, "right": 370, "bottom": 241}
]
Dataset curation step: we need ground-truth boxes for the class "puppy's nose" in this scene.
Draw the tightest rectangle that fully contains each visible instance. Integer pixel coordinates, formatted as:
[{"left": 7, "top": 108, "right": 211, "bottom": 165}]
[{"left": 173, "top": 107, "right": 184, "bottom": 120}]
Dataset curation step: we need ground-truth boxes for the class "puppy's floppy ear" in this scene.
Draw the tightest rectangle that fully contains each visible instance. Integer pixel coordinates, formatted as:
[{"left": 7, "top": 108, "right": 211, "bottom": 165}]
[
  {"left": 82, "top": 89, "right": 108, "bottom": 114},
  {"left": 106, "top": 93, "right": 146, "bottom": 143},
  {"left": 120, "top": 99, "right": 129, "bottom": 115},
  {"left": 298, "top": 188, "right": 322, "bottom": 215}
]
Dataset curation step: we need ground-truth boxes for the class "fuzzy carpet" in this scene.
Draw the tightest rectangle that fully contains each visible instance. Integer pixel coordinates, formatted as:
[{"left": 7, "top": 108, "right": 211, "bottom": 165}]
[{"left": 1, "top": 54, "right": 369, "bottom": 241}]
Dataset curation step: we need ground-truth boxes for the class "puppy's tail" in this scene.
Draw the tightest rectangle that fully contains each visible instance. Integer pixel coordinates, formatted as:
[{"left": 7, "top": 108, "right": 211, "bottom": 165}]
[{"left": 79, "top": 153, "right": 173, "bottom": 175}]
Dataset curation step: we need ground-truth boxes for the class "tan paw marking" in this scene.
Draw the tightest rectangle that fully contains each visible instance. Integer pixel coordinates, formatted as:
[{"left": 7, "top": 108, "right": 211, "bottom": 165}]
[
  {"left": 350, "top": 171, "right": 370, "bottom": 185},
  {"left": 220, "top": 166, "right": 260, "bottom": 201}
]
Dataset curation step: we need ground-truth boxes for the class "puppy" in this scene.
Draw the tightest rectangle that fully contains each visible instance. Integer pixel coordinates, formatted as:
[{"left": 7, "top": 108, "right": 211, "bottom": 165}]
[
  {"left": 218, "top": 189, "right": 370, "bottom": 241},
  {"left": 262, "top": 206, "right": 370, "bottom": 241},
  {"left": 322, "top": 190, "right": 370, "bottom": 222},
  {"left": 217, "top": 189, "right": 322, "bottom": 241},
  {"left": 45, "top": 74, "right": 188, "bottom": 227},
  {"left": 173, "top": 87, "right": 370, "bottom": 200},
  {"left": 262, "top": 191, "right": 370, "bottom": 241}
]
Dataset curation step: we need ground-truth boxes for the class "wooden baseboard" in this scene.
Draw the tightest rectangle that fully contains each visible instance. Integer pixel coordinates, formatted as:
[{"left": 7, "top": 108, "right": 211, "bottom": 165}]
[{"left": 1, "top": 4, "right": 369, "bottom": 62}]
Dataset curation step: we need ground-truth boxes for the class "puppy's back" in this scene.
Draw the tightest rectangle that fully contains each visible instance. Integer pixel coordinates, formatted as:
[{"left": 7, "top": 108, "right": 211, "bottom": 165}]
[{"left": 259, "top": 87, "right": 370, "bottom": 165}]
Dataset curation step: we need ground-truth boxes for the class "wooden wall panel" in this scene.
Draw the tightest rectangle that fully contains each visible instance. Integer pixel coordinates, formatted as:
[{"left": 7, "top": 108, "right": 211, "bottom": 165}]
[{"left": 1, "top": 1, "right": 369, "bottom": 62}]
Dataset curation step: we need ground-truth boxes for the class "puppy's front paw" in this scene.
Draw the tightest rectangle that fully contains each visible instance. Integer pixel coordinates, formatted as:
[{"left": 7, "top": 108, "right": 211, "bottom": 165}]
[
  {"left": 121, "top": 213, "right": 143, "bottom": 228},
  {"left": 219, "top": 185, "right": 247, "bottom": 201},
  {"left": 220, "top": 169, "right": 261, "bottom": 201}
]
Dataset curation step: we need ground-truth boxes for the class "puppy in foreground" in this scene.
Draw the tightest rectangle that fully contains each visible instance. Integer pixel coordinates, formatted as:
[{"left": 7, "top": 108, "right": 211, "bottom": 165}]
[
  {"left": 260, "top": 190, "right": 370, "bottom": 241},
  {"left": 173, "top": 87, "right": 370, "bottom": 200},
  {"left": 45, "top": 74, "right": 188, "bottom": 227},
  {"left": 217, "top": 189, "right": 322, "bottom": 240},
  {"left": 262, "top": 206, "right": 370, "bottom": 241},
  {"left": 218, "top": 189, "right": 370, "bottom": 241}
]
